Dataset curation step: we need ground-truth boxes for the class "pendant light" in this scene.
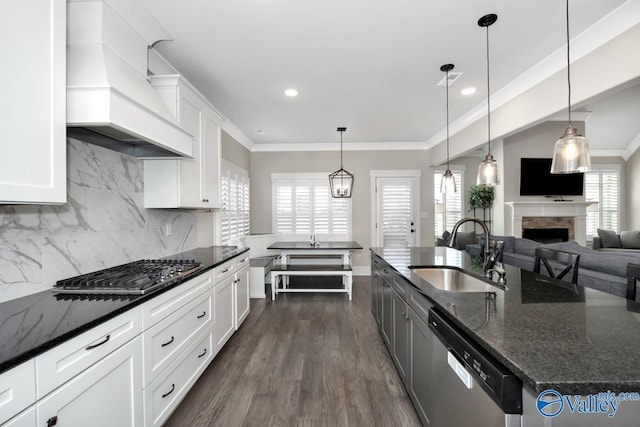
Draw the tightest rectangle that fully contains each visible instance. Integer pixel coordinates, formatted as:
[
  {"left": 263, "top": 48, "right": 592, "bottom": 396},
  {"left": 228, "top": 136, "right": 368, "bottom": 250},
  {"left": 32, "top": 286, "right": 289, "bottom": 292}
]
[
  {"left": 440, "top": 63, "right": 457, "bottom": 194},
  {"left": 476, "top": 13, "right": 500, "bottom": 187},
  {"left": 550, "top": 0, "right": 591, "bottom": 174},
  {"left": 329, "top": 127, "right": 354, "bottom": 198}
]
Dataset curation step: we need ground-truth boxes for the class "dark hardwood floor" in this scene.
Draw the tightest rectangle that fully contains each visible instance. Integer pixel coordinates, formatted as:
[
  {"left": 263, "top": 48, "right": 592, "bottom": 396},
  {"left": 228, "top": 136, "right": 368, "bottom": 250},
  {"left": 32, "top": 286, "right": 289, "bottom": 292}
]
[{"left": 165, "top": 276, "right": 421, "bottom": 427}]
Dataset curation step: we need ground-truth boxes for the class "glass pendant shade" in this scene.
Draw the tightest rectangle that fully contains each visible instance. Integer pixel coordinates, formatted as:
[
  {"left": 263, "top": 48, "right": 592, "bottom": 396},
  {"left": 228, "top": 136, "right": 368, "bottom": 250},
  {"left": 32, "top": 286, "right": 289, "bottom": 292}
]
[
  {"left": 475, "top": 13, "right": 500, "bottom": 187},
  {"left": 329, "top": 168, "right": 354, "bottom": 198},
  {"left": 477, "top": 154, "right": 500, "bottom": 186},
  {"left": 551, "top": 0, "right": 591, "bottom": 174},
  {"left": 440, "top": 169, "right": 456, "bottom": 194},
  {"left": 329, "top": 127, "right": 354, "bottom": 198},
  {"left": 550, "top": 126, "right": 591, "bottom": 173}
]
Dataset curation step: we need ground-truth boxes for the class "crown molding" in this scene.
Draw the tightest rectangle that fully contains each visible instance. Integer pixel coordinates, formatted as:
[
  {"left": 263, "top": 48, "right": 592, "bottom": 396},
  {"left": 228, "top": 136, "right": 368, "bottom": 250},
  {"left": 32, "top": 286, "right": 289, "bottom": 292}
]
[
  {"left": 250, "top": 141, "right": 427, "bottom": 152},
  {"left": 622, "top": 130, "right": 640, "bottom": 161},
  {"left": 425, "top": 1, "right": 640, "bottom": 150}
]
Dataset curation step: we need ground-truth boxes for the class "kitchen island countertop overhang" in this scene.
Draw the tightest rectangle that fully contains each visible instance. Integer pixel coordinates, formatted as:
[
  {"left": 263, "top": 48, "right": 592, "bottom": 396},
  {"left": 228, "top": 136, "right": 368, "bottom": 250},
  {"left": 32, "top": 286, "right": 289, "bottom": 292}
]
[{"left": 371, "top": 246, "right": 640, "bottom": 395}]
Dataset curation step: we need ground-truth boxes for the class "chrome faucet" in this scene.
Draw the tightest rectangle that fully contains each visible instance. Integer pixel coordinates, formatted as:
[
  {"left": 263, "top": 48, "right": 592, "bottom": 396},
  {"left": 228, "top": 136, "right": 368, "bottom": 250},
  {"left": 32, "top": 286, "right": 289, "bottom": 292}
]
[{"left": 447, "top": 217, "right": 495, "bottom": 279}]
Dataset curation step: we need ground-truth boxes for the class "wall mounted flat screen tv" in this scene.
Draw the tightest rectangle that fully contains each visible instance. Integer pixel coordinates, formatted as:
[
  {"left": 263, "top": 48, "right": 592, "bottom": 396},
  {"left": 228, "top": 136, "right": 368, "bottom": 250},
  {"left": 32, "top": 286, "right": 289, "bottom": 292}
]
[{"left": 519, "top": 158, "right": 584, "bottom": 196}]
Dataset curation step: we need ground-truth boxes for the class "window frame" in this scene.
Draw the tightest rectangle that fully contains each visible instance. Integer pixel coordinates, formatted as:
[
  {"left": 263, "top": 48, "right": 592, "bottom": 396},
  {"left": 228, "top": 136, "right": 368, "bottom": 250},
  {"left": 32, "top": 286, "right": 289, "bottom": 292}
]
[
  {"left": 271, "top": 172, "right": 352, "bottom": 241},
  {"left": 433, "top": 165, "right": 465, "bottom": 238},
  {"left": 217, "top": 159, "right": 250, "bottom": 245},
  {"left": 584, "top": 164, "right": 621, "bottom": 240}
]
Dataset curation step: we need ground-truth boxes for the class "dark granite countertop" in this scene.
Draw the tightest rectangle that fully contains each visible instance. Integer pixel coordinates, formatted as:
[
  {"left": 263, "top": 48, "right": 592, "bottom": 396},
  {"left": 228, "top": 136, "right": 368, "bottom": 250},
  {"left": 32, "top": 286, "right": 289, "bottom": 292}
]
[
  {"left": 371, "top": 246, "right": 640, "bottom": 394},
  {"left": 0, "top": 246, "right": 249, "bottom": 374}
]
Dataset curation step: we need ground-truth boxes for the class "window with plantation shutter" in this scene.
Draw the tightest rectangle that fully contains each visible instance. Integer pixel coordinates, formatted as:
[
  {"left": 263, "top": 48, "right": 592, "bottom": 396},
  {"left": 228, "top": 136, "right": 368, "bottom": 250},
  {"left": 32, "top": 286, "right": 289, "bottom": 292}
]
[
  {"left": 272, "top": 173, "right": 351, "bottom": 239},
  {"left": 585, "top": 166, "right": 620, "bottom": 239},
  {"left": 219, "top": 160, "right": 250, "bottom": 245},
  {"left": 434, "top": 169, "right": 464, "bottom": 238}
]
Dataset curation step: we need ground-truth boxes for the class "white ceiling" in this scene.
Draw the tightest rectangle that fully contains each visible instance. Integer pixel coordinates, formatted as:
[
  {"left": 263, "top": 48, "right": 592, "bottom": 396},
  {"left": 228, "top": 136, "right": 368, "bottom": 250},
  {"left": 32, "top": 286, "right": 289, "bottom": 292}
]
[{"left": 141, "top": 0, "right": 636, "bottom": 152}]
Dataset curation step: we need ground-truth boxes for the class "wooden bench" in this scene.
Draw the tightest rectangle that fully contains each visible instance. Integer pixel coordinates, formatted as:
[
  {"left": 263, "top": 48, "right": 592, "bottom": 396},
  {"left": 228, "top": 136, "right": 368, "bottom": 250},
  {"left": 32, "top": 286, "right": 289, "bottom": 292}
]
[{"left": 270, "top": 264, "right": 353, "bottom": 301}]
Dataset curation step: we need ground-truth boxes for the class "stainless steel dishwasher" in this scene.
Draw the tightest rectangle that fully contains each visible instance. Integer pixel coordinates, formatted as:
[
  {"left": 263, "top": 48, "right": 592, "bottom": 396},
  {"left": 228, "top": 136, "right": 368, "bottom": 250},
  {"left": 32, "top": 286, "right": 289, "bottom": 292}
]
[{"left": 428, "top": 308, "right": 522, "bottom": 427}]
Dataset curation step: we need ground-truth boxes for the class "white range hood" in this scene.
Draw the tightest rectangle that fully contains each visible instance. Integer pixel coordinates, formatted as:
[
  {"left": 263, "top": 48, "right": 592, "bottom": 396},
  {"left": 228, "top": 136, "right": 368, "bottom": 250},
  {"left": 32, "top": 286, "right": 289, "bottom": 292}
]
[{"left": 66, "top": 0, "right": 193, "bottom": 158}]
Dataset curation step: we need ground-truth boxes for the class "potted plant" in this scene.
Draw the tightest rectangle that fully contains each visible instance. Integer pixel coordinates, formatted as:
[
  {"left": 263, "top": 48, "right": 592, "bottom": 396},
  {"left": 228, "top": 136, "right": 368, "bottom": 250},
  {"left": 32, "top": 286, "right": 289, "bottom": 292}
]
[{"left": 468, "top": 185, "right": 494, "bottom": 211}]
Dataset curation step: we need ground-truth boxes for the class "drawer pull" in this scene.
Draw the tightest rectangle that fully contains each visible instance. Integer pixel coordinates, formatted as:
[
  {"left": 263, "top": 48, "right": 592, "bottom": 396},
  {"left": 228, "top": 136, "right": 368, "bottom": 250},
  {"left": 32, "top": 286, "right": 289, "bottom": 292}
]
[
  {"left": 161, "top": 336, "right": 175, "bottom": 347},
  {"left": 85, "top": 334, "right": 110, "bottom": 350},
  {"left": 162, "top": 384, "right": 175, "bottom": 398},
  {"left": 198, "top": 348, "right": 207, "bottom": 358},
  {"left": 197, "top": 311, "right": 206, "bottom": 319},
  {"left": 239, "top": 258, "right": 247, "bottom": 263},
  {"left": 221, "top": 268, "right": 230, "bottom": 273},
  {"left": 47, "top": 416, "right": 58, "bottom": 426}
]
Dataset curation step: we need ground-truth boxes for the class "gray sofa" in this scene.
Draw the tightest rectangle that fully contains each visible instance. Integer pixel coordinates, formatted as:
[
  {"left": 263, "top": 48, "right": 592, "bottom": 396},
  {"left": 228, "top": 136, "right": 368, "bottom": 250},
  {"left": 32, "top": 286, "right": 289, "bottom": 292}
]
[{"left": 466, "top": 236, "right": 640, "bottom": 297}]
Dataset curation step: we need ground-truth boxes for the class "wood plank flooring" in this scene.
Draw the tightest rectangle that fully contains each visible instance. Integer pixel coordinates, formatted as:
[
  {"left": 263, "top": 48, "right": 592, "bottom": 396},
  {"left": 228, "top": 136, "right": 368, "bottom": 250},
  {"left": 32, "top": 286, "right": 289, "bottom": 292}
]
[{"left": 164, "top": 276, "right": 421, "bottom": 427}]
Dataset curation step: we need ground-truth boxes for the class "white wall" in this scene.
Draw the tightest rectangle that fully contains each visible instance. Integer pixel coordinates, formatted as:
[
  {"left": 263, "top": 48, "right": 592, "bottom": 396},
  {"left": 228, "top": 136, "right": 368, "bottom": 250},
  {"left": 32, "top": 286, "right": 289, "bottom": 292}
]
[{"left": 250, "top": 149, "right": 432, "bottom": 268}]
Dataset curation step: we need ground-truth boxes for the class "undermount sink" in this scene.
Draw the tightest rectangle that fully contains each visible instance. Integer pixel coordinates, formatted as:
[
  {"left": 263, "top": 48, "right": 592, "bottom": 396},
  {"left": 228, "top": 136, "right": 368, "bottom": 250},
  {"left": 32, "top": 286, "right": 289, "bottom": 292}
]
[{"left": 412, "top": 268, "right": 500, "bottom": 293}]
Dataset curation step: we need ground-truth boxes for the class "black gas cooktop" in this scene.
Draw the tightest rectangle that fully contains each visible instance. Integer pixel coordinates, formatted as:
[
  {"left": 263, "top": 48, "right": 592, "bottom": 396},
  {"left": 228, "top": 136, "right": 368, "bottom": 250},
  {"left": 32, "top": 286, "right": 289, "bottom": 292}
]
[{"left": 53, "top": 259, "right": 202, "bottom": 295}]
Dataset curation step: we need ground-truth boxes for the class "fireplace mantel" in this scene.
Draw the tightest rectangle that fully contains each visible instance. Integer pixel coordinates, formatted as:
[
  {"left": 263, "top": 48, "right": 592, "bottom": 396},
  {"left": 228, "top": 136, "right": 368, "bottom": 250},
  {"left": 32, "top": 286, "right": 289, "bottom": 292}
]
[{"left": 505, "top": 201, "right": 596, "bottom": 246}]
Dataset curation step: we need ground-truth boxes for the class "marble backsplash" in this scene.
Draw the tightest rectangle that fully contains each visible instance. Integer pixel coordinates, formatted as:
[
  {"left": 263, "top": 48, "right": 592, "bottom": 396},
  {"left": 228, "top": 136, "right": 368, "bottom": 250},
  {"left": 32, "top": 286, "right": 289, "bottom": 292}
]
[{"left": 0, "top": 138, "right": 198, "bottom": 303}]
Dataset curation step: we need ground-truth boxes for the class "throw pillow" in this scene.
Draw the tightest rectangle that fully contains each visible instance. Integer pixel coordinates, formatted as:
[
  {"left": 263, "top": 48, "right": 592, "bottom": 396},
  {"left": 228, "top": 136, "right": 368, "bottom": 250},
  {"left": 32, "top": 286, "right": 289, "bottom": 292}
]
[
  {"left": 597, "top": 228, "right": 621, "bottom": 248},
  {"left": 455, "top": 231, "right": 478, "bottom": 250},
  {"left": 620, "top": 231, "right": 640, "bottom": 249}
]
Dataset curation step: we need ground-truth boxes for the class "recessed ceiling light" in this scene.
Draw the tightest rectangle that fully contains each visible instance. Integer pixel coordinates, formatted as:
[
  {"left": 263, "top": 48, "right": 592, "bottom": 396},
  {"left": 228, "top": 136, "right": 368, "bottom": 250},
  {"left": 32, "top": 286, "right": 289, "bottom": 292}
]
[
  {"left": 284, "top": 88, "right": 298, "bottom": 97},
  {"left": 461, "top": 87, "right": 477, "bottom": 95}
]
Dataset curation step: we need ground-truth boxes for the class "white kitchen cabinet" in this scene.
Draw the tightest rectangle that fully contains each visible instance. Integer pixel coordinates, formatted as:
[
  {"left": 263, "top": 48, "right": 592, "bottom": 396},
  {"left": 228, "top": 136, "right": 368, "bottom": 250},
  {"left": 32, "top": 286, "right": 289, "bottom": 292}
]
[
  {"left": 142, "top": 289, "right": 213, "bottom": 386},
  {"left": 2, "top": 407, "right": 36, "bottom": 427},
  {"left": 144, "top": 75, "right": 222, "bottom": 209},
  {"left": 144, "top": 330, "right": 213, "bottom": 427},
  {"left": 35, "top": 306, "right": 142, "bottom": 398},
  {"left": 0, "top": 361, "right": 35, "bottom": 425},
  {"left": 0, "top": 0, "right": 66, "bottom": 204},
  {"left": 214, "top": 274, "right": 235, "bottom": 352},
  {"left": 235, "top": 265, "right": 250, "bottom": 329},
  {"left": 36, "top": 336, "right": 143, "bottom": 427}
]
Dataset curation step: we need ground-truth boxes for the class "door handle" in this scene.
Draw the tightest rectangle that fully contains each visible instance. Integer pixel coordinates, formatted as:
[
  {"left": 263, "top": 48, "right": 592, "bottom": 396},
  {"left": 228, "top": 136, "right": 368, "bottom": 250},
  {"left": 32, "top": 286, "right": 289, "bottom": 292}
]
[{"left": 410, "top": 229, "right": 415, "bottom": 233}]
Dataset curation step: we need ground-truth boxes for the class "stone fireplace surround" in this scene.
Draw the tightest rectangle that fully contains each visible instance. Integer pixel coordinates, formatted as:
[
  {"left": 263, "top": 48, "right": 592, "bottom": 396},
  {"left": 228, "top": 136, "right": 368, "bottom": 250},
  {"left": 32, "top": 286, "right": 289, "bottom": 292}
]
[{"left": 505, "top": 202, "right": 595, "bottom": 246}]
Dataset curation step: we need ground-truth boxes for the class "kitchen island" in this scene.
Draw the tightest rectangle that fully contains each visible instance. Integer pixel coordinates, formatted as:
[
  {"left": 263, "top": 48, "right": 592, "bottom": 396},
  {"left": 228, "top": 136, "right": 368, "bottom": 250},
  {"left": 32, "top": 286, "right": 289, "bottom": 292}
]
[{"left": 371, "top": 246, "right": 640, "bottom": 426}]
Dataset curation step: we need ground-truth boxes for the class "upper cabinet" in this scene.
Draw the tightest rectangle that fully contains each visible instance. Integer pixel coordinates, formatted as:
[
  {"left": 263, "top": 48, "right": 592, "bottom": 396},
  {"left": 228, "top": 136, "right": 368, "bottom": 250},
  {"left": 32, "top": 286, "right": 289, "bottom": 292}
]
[
  {"left": 0, "top": 0, "right": 66, "bottom": 204},
  {"left": 144, "top": 75, "right": 222, "bottom": 209}
]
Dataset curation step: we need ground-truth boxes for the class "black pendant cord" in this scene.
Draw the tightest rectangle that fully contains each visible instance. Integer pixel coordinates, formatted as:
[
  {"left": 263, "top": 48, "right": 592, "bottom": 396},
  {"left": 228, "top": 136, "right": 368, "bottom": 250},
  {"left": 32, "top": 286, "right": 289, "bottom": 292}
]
[
  {"left": 340, "top": 130, "right": 344, "bottom": 169},
  {"left": 446, "top": 69, "right": 451, "bottom": 170},
  {"left": 485, "top": 23, "right": 491, "bottom": 156},
  {"left": 566, "top": 0, "right": 572, "bottom": 127}
]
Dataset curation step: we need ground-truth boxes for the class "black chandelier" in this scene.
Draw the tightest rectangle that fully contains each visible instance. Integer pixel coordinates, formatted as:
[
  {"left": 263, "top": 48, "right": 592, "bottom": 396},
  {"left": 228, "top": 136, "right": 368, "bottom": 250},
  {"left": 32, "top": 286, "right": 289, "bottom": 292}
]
[{"left": 329, "top": 127, "right": 354, "bottom": 198}]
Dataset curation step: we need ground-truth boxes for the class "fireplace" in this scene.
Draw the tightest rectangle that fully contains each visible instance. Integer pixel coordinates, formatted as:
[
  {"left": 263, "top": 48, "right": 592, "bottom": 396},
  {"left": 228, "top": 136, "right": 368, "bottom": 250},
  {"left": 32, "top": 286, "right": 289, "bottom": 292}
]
[{"left": 522, "top": 228, "right": 569, "bottom": 244}]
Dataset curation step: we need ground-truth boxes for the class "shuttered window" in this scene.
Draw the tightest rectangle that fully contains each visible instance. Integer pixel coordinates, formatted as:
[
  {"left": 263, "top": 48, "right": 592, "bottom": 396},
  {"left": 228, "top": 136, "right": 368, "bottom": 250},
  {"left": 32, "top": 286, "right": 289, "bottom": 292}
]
[
  {"left": 272, "top": 173, "right": 351, "bottom": 239},
  {"left": 220, "top": 161, "right": 250, "bottom": 245},
  {"left": 585, "top": 166, "right": 620, "bottom": 239},
  {"left": 379, "top": 178, "right": 414, "bottom": 248},
  {"left": 434, "top": 169, "right": 464, "bottom": 237}
]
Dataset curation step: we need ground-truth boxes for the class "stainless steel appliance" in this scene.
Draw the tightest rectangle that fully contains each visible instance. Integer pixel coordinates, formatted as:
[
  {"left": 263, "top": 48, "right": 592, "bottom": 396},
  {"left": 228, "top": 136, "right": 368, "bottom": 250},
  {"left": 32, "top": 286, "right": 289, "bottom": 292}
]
[
  {"left": 53, "top": 259, "right": 202, "bottom": 295},
  {"left": 428, "top": 308, "right": 522, "bottom": 427}
]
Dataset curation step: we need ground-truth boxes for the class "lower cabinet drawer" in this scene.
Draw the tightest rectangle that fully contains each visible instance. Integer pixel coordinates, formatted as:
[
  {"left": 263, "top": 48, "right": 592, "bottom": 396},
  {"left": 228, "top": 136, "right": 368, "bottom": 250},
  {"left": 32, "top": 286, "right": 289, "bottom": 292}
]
[
  {"left": 0, "top": 360, "right": 36, "bottom": 425},
  {"left": 144, "top": 330, "right": 214, "bottom": 427},
  {"left": 142, "top": 290, "right": 213, "bottom": 386},
  {"left": 35, "top": 306, "right": 142, "bottom": 398},
  {"left": 2, "top": 406, "right": 36, "bottom": 427}
]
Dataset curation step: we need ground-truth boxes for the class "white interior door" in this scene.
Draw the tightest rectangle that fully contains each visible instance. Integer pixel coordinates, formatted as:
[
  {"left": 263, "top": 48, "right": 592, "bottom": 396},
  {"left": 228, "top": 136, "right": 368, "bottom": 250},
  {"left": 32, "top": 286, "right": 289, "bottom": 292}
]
[{"left": 373, "top": 174, "right": 420, "bottom": 248}]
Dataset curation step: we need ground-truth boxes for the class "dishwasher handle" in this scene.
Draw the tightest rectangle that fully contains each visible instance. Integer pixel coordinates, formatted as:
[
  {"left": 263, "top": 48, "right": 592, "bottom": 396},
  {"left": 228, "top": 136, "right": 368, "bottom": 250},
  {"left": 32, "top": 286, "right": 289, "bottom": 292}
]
[{"left": 428, "top": 307, "right": 522, "bottom": 414}]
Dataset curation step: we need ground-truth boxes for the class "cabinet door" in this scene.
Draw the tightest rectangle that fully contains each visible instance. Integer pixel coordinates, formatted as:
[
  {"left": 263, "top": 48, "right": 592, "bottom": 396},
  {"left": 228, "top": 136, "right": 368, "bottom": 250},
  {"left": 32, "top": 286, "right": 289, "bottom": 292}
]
[
  {"left": 0, "top": 0, "right": 66, "bottom": 203},
  {"left": 214, "top": 275, "right": 235, "bottom": 352},
  {"left": 392, "top": 290, "right": 409, "bottom": 382},
  {"left": 3, "top": 406, "right": 36, "bottom": 427},
  {"left": 381, "top": 279, "right": 393, "bottom": 349},
  {"left": 177, "top": 86, "right": 204, "bottom": 208},
  {"left": 234, "top": 266, "right": 250, "bottom": 329},
  {"left": 201, "top": 113, "right": 221, "bottom": 207},
  {"left": 408, "top": 307, "right": 433, "bottom": 427},
  {"left": 36, "top": 336, "right": 143, "bottom": 427}
]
